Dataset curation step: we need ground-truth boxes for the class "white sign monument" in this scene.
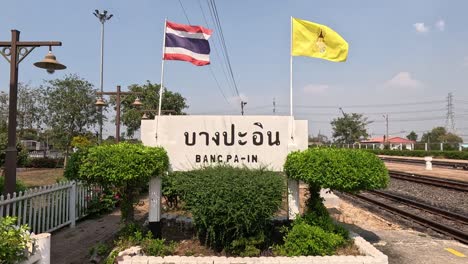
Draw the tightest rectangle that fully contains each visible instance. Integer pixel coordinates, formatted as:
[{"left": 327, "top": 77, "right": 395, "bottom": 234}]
[{"left": 141, "top": 116, "right": 308, "bottom": 236}]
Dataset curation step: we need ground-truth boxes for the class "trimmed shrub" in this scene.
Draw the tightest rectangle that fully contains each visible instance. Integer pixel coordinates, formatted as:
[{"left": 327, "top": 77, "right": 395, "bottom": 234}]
[
  {"left": 366, "top": 149, "right": 468, "bottom": 160},
  {"left": 274, "top": 220, "right": 346, "bottom": 256},
  {"left": 0, "top": 217, "right": 31, "bottom": 263},
  {"left": 285, "top": 148, "right": 389, "bottom": 192},
  {"left": 174, "top": 166, "right": 284, "bottom": 253},
  {"left": 78, "top": 143, "right": 169, "bottom": 222},
  {"left": 281, "top": 148, "right": 387, "bottom": 256}
]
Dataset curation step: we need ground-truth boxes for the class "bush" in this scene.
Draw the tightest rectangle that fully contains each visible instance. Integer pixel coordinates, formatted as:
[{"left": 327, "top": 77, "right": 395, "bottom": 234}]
[
  {"left": 161, "top": 172, "right": 180, "bottom": 209},
  {"left": 366, "top": 149, "right": 468, "bottom": 160},
  {"left": 285, "top": 148, "right": 389, "bottom": 192},
  {"left": 0, "top": 217, "right": 31, "bottom": 263},
  {"left": 0, "top": 176, "right": 27, "bottom": 194},
  {"left": 174, "top": 166, "right": 284, "bottom": 253},
  {"left": 64, "top": 149, "right": 88, "bottom": 181},
  {"left": 26, "top": 157, "right": 64, "bottom": 168},
  {"left": 274, "top": 220, "right": 346, "bottom": 256},
  {"left": 78, "top": 143, "right": 169, "bottom": 222},
  {"left": 114, "top": 229, "right": 175, "bottom": 257}
]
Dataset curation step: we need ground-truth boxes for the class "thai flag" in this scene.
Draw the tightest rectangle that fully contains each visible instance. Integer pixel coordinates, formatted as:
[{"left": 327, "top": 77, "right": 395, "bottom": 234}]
[{"left": 163, "top": 21, "right": 213, "bottom": 66}]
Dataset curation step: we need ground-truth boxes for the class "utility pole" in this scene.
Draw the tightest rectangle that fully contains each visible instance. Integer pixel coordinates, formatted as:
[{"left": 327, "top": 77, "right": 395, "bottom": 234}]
[
  {"left": 241, "top": 101, "right": 247, "bottom": 115},
  {"left": 383, "top": 114, "right": 389, "bottom": 144},
  {"left": 273, "top": 97, "right": 276, "bottom": 114},
  {"left": 94, "top": 9, "right": 113, "bottom": 144},
  {"left": 1, "top": 30, "right": 65, "bottom": 195}
]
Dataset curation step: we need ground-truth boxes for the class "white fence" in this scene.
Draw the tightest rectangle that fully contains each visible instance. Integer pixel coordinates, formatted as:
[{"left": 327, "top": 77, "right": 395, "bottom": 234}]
[{"left": 0, "top": 181, "right": 99, "bottom": 234}]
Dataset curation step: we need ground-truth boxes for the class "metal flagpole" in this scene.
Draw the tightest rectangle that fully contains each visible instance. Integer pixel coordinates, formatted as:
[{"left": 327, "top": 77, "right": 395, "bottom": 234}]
[
  {"left": 287, "top": 16, "right": 299, "bottom": 221},
  {"left": 290, "top": 16, "right": 293, "bottom": 117},
  {"left": 157, "top": 18, "right": 167, "bottom": 126},
  {"left": 149, "top": 18, "right": 167, "bottom": 240}
]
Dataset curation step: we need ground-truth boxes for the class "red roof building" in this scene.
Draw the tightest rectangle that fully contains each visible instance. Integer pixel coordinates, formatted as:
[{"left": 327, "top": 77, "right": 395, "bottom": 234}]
[{"left": 361, "top": 137, "right": 415, "bottom": 144}]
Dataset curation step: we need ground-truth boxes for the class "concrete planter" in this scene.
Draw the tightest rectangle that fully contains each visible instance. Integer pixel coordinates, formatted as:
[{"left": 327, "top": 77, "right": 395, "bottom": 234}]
[
  {"left": 117, "top": 233, "right": 388, "bottom": 264},
  {"left": 19, "top": 233, "right": 51, "bottom": 264}
]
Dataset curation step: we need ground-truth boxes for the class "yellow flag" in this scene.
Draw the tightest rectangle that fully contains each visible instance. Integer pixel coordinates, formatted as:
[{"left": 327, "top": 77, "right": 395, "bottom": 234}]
[{"left": 292, "top": 18, "right": 348, "bottom": 62}]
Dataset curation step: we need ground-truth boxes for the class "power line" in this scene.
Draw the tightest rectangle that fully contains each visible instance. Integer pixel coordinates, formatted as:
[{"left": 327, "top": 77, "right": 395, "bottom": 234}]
[
  {"left": 197, "top": 0, "right": 236, "bottom": 98},
  {"left": 175, "top": 0, "right": 234, "bottom": 108},
  {"left": 207, "top": 0, "right": 240, "bottom": 98},
  {"left": 284, "top": 100, "right": 447, "bottom": 109},
  {"left": 177, "top": 0, "right": 191, "bottom": 24}
]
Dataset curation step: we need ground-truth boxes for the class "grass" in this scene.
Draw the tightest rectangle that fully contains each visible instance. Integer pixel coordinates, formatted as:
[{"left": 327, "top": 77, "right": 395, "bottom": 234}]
[{"left": 16, "top": 168, "right": 64, "bottom": 188}]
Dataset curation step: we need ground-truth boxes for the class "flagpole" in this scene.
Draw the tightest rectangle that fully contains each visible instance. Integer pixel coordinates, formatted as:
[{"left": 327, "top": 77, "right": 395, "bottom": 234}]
[
  {"left": 149, "top": 17, "right": 167, "bottom": 241},
  {"left": 290, "top": 16, "right": 293, "bottom": 117},
  {"left": 158, "top": 18, "right": 167, "bottom": 119}
]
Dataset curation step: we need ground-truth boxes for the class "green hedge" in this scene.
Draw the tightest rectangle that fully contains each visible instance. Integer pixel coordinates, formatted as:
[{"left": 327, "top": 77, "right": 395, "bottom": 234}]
[
  {"left": 285, "top": 148, "right": 389, "bottom": 192},
  {"left": 26, "top": 157, "right": 64, "bottom": 168},
  {"left": 173, "top": 166, "right": 284, "bottom": 253},
  {"left": 366, "top": 149, "right": 468, "bottom": 160}
]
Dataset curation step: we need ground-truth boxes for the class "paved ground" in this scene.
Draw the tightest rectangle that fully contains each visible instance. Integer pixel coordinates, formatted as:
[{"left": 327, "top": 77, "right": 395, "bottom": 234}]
[{"left": 51, "top": 196, "right": 149, "bottom": 264}]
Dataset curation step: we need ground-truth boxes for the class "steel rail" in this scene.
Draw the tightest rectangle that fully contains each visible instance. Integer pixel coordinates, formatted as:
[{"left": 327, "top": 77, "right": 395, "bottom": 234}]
[
  {"left": 345, "top": 192, "right": 468, "bottom": 244},
  {"left": 370, "top": 190, "right": 468, "bottom": 224},
  {"left": 389, "top": 171, "right": 468, "bottom": 192}
]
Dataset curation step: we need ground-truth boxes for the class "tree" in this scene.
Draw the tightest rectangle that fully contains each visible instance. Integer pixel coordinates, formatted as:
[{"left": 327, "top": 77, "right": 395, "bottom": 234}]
[
  {"left": 421, "top": 127, "right": 463, "bottom": 143},
  {"left": 17, "top": 83, "right": 44, "bottom": 136},
  {"left": 308, "top": 133, "right": 330, "bottom": 144},
  {"left": 117, "top": 81, "right": 188, "bottom": 137},
  {"left": 406, "top": 131, "right": 418, "bottom": 141},
  {"left": 331, "top": 113, "right": 371, "bottom": 144},
  {"left": 42, "top": 74, "right": 99, "bottom": 157}
]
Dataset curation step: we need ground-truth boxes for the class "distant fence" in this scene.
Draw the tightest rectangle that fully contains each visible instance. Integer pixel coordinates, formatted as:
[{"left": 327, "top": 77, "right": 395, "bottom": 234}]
[
  {"left": 28, "top": 150, "right": 64, "bottom": 159},
  {"left": 0, "top": 181, "right": 100, "bottom": 234},
  {"left": 309, "top": 143, "right": 468, "bottom": 152}
]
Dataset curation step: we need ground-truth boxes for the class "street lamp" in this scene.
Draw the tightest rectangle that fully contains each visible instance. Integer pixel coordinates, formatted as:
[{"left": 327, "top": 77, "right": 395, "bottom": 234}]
[
  {"left": 94, "top": 9, "right": 113, "bottom": 144},
  {"left": 95, "top": 85, "right": 142, "bottom": 142},
  {"left": 0, "top": 30, "right": 66, "bottom": 196}
]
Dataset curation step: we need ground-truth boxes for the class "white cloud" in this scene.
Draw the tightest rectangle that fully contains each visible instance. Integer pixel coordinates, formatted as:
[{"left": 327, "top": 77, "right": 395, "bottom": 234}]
[
  {"left": 383, "top": 72, "right": 423, "bottom": 89},
  {"left": 303, "top": 84, "right": 329, "bottom": 94},
  {"left": 413, "top": 22, "right": 430, "bottom": 33},
  {"left": 435, "top": 19, "right": 445, "bottom": 31}
]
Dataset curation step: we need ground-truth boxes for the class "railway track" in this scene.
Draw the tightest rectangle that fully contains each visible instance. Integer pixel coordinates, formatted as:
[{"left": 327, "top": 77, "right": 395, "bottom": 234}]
[
  {"left": 389, "top": 170, "right": 468, "bottom": 192},
  {"left": 343, "top": 191, "right": 468, "bottom": 244},
  {"left": 381, "top": 156, "right": 468, "bottom": 170}
]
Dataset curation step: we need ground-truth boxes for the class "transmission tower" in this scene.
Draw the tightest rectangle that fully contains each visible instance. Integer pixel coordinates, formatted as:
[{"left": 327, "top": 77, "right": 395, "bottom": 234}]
[{"left": 445, "top": 92, "right": 455, "bottom": 132}]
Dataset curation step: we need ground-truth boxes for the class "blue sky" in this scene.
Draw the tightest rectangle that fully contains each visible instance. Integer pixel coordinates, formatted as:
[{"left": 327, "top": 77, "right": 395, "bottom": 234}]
[{"left": 1, "top": 0, "right": 468, "bottom": 141}]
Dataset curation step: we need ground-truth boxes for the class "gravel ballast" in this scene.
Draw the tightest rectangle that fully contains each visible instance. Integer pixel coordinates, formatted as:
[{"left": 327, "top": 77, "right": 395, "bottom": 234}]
[{"left": 386, "top": 178, "right": 468, "bottom": 216}]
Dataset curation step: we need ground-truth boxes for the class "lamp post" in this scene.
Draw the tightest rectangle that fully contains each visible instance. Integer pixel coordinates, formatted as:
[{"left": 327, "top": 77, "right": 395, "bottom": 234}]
[
  {"left": 96, "top": 85, "right": 142, "bottom": 142},
  {"left": 94, "top": 9, "right": 113, "bottom": 144},
  {"left": 0, "top": 30, "right": 66, "bottom": 196}
]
